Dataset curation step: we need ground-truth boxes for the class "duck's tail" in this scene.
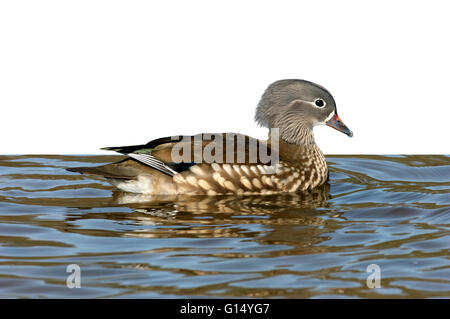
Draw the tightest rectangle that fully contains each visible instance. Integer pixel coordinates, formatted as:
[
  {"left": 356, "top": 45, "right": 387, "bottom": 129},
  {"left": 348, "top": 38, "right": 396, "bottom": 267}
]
[
  {"left": 66, "top": 158, "right": 136, "bottom": 180},
  {"left": 101, "top": 144, "right": 147, "bottom": 154},
  {"left": 66, "top": 166, "right": 110, "bottom": 177}
]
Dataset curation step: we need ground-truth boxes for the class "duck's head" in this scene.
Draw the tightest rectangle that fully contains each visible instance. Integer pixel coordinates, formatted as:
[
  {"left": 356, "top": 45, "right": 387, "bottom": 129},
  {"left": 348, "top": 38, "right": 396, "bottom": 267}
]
[{"left": 255, "top": 79, "right": 353, "bottom": 144}]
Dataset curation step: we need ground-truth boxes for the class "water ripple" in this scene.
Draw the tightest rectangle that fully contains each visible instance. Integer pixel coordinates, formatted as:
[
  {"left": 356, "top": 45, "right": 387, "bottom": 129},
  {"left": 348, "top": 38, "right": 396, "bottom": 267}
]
[{"left": 0, "top": 155, "right": 449, "bottom": 298}]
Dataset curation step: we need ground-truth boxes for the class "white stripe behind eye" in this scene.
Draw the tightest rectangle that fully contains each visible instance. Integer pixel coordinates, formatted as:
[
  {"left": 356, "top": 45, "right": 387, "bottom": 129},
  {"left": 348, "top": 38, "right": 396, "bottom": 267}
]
[{"left": 128, "top": 153, "right": 178, "bottom": 176}]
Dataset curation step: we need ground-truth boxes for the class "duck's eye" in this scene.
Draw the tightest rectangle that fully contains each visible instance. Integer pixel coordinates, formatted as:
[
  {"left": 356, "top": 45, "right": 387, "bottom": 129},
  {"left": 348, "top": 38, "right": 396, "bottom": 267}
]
[{"left": 314, "top": 98, "right": 326, "bottom": 108}]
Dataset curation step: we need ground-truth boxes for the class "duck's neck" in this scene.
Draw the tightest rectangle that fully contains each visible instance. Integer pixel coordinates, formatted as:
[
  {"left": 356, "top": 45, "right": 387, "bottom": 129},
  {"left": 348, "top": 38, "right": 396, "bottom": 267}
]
[
  {"left": 268, "top": 125, "right": 322, "bottom": 163},
  {"left": 284, "top": 125, "right": 315, "bottom": 145},
  {"left": 272, "top": 117, "right": 316, "bottom": 145},
  {"left": 269, "top": 124, "right": 315, "bottom": 145}
]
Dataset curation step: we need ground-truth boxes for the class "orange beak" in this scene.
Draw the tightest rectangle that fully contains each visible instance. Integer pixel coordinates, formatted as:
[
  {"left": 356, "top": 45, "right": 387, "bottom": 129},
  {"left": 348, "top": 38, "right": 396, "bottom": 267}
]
[{"left": 326, "top": 113, "right": 353, "bottom": 137}]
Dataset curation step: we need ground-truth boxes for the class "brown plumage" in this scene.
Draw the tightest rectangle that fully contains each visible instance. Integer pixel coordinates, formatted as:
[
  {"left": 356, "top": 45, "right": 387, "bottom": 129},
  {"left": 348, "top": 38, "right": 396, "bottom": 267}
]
[{"left": 68, "top": 79, "right": 352, "bottom": 195}]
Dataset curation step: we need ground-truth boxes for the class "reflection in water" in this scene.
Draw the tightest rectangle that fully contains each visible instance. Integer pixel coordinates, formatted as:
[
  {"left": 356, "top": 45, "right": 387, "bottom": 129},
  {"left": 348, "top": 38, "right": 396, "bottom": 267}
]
[
  {"left": 114, "top": 183, "right": 330, "bottom": 212},
  {"left": 110, "top": 187, "right": 331, "bottom": 246},
  {"left": 0, "top": 155, "right": 449, "bottom": 298}
]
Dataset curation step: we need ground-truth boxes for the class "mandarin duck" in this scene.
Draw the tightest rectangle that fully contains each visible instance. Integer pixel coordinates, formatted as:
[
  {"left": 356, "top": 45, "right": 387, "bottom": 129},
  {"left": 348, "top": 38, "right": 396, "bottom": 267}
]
[{"left": 68, "top": 79, "right": 352, "bottom": 195}]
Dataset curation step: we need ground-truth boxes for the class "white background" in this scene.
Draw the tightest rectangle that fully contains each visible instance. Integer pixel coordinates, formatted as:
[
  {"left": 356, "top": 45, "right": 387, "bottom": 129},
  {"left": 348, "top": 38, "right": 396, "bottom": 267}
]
[{"left": 1, "top": 1, "right": 449, "bottom": 154}]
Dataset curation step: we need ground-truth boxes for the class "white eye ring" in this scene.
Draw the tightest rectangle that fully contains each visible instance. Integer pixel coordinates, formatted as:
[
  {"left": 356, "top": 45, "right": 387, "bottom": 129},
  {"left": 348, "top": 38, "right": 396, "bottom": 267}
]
[{"left": 314, "top": 98, "right": 326, "bottom": 108}]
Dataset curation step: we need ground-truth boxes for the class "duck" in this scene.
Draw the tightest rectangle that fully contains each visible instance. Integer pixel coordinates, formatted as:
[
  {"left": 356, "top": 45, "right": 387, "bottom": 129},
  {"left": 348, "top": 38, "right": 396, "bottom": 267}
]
[{"left": 68, "top": 79, "right": 353, "bottom": 195}]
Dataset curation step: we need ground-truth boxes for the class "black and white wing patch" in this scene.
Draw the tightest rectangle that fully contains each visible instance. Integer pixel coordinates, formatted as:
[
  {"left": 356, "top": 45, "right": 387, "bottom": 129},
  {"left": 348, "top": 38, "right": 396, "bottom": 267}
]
[{"left": 127, "top": 153, "right": 178, "bottom": 177}]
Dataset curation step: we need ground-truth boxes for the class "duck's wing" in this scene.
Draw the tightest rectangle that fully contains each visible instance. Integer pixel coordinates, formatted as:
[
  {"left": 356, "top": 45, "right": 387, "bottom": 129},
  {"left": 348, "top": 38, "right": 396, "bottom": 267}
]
[{"left": 102, "top": 133, "right": 275, "bottom": 177}]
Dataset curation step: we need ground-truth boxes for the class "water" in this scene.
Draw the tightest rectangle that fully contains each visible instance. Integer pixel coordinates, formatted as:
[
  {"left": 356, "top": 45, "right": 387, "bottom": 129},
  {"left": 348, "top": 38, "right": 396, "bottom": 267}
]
[{"left": 0, "top": 155, "right": 449, "bottom": 298}]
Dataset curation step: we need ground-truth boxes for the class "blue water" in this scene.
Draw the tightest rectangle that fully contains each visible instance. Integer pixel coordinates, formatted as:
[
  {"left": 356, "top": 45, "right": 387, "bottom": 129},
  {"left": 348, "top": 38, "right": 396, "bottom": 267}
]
[{"left": 0, "top": 155, "right": 449, "bottom": 298}]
